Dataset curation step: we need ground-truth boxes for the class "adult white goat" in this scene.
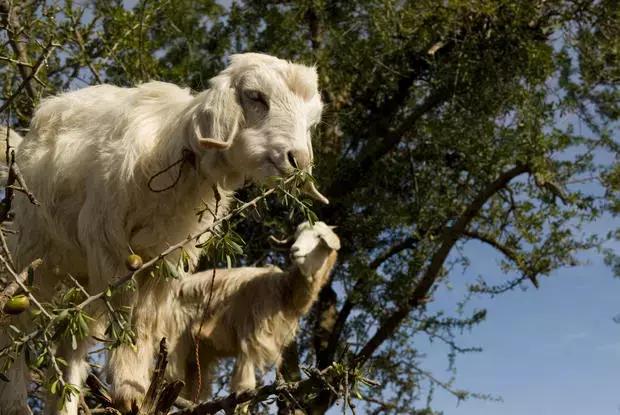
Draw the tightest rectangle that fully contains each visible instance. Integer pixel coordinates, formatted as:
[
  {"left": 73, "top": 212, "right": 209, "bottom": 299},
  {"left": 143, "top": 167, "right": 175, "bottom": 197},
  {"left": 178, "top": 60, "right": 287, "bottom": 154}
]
[
  {"left": 0, "top": 53, "right": 327, "bottom": 415},
  {"left": 164, "top": 221, "right": 340, "bottom": 401}
]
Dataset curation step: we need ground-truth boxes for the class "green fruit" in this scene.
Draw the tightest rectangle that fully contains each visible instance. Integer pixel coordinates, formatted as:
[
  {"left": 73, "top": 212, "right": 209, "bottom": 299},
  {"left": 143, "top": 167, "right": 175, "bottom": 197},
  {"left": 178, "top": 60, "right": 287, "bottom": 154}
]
[
  {"left": 3, "top": 295, "right": 30, "bottom": 315},
  {"left": 125, "top": 254, "right": 144, "bottom": 271}
]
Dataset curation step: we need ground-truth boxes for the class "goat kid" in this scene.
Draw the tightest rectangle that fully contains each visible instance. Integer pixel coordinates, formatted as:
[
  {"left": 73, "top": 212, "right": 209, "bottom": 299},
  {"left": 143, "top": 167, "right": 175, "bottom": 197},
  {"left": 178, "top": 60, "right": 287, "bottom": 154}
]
[{"left": 165, "top": 222, "right": 340, "bottom": 402}]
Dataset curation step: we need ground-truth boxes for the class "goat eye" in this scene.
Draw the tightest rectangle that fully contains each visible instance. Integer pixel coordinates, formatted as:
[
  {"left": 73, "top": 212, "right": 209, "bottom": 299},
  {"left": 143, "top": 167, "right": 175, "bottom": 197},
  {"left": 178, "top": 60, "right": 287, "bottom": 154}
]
[{"left": 244, "top": 90, "right": 269, "bottom": 111}]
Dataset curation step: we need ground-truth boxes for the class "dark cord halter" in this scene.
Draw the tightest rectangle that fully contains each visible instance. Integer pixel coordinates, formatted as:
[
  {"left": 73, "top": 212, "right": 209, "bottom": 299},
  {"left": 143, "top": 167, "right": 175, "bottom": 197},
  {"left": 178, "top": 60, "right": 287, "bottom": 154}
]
[{"left": 147, "top": 149, "right": 196, "bottom": 193}]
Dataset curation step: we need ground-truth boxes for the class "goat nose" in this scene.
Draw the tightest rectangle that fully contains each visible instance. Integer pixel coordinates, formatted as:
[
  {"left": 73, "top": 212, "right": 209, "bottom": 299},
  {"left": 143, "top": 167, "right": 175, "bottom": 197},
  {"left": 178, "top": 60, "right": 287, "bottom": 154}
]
[
  {"left": 287, "top": 149, "right": 310, "bottom": 170},
  {"left": 290, "top": 245, "right": 300, "bottom": 254}
]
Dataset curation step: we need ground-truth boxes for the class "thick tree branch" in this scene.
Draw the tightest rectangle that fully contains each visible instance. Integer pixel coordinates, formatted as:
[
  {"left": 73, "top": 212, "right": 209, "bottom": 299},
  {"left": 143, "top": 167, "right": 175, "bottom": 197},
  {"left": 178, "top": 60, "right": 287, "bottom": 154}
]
[
  {"left": 0, "top": 41, "right": 57, "bottom": 115},
  {"left": 138, "top": 338, "right": 183, "bottom": 415},
  {"left": 314, "top": 284, "right": 338, "bottom": 369},
  {"left": 0, "top": 0, "right": 36, "bottom": 100},
  {"left": 0, "top": 129, "right": 40, "bottom": 223},
  {"left": 172, "top": 366, "right": 341, "bottom": 415},
  {"left": 304, "top": 5, "right": 321, "bottom": 51},
  {"left": 353, "top": 163, "right": 531, "bottom": 364},
  {"left": 324, "top": 87, "right": 450, "bottom": 205},
  {"left": 318, "top": 228, "right": 438, "bottom": 369},
  {"left": 276, "top": 340, "right": 303, "bottom": 415}
]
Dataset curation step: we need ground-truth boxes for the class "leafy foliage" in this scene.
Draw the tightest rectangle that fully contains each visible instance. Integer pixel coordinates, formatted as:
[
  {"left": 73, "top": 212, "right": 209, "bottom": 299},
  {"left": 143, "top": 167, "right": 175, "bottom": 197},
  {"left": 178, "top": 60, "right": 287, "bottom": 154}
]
[{"left": 0, "top": 0, "right": 619, "bottom": 413}]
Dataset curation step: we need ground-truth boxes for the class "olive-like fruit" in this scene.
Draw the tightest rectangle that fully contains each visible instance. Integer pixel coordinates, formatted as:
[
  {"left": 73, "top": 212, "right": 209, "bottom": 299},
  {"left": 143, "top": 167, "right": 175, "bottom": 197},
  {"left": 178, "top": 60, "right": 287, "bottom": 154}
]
[
  {"left": 3, "top": 295, "right": 30, "bottom": 315},
  {"left": 125, "top": 254, "right": 144, "bottom": 271}
]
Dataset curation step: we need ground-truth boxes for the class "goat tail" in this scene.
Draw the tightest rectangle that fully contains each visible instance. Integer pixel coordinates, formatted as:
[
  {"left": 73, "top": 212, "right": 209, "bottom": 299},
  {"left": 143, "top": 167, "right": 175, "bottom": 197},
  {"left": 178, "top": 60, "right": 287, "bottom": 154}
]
[{"left": 0, "top": 127, "right": 23, "bottom": 186}]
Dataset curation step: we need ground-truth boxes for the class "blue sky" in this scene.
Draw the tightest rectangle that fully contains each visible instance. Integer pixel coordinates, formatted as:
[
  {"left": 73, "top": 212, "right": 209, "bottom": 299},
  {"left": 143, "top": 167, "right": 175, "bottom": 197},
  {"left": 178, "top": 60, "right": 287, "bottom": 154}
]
[
  {"left": 414, "top": 70, "right": 620, "bottom": 413},
  {"left": 405, "top": 108, "right": 620, "bottom": 412},
  {"left": 418, "top": 233, "right": 620, "bottom": 415}
]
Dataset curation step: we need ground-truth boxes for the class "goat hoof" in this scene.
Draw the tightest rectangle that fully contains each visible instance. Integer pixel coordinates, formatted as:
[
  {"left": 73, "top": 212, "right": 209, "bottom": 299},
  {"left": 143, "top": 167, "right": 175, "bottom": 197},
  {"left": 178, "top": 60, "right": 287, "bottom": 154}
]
[
  {"left": 114, "top": 399, "right": 139, "bottom": 415},
  {"left": 112, "top": 386, "right": 143, "bottom": 414},
  {"left": 235, "top": 402, "right": 251, "bottom": 415}
]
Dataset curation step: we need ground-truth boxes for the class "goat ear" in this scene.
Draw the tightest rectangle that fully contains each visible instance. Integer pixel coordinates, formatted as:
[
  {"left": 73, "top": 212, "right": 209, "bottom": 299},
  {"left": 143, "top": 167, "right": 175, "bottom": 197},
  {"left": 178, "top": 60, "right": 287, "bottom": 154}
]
[
  {"left": 320, "top": 230, "right": 341, "bottom": 251},
  {"left": 193, "top": 87, "right": 242, "bottom": 151}
]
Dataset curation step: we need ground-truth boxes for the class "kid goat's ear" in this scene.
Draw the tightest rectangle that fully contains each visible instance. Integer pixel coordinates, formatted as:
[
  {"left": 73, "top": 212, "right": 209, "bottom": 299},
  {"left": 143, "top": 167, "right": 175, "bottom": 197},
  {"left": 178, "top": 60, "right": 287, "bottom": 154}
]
[{"left": 319, "top": 228, "right": 341, "bottom": 251}]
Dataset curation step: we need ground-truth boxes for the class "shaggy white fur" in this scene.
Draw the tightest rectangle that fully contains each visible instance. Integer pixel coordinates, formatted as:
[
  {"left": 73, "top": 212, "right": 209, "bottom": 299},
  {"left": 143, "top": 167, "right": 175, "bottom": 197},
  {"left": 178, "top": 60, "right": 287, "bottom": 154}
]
[
  {"left": 164, "top": 222, "right": 340, "bottom": 401},
  {"left": 0, "top": 53, "right": 326, "bottom": 415}
]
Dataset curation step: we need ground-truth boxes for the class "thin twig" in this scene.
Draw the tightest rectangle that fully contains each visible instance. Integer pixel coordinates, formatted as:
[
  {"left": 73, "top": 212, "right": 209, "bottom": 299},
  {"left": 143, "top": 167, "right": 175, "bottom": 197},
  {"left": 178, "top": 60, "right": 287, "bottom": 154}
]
[
  {"left": 0, "top": 0, "right": 37, "bottom": 100},
  {"left": 0, "top": 55, "right": 33, "bottom": 67},
  {"left": 9, "top": 162, "right": 39, "bottom": 206},
  {"left": 0, "top": 228, "right": 14, "bottom": 271},
  {"left": 0, "top": 255, "right": 49, "bottom": 319},
  {"left": 0, "top": 41, "right": 58, "bottom": 114},
  {"left": 68, "top": 8, "right": 103, "bottom": 84}
]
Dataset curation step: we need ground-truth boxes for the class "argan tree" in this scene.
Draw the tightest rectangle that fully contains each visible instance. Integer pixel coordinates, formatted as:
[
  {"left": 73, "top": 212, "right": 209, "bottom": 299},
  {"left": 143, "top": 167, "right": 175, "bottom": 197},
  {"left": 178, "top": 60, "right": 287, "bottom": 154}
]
[{"left": 1, "top": 0, "right": 618, "bottom": 414}]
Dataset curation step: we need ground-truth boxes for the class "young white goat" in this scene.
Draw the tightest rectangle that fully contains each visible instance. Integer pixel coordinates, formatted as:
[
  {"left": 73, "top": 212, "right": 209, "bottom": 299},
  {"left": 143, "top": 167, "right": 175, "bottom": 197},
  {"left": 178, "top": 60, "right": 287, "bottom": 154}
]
[
  {"left": 165, "top": 221, "right": 340, "bottom": 401},
  {"left": 1, "top": 53, "right": 328, "bottom": 415}
]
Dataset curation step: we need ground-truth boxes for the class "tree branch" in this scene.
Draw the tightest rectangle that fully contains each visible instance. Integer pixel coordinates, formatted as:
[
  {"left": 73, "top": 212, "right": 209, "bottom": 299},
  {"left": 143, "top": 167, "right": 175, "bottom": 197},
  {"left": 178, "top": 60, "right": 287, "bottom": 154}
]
[
  {"left": 353, "top": 163, "right": 531, "bottom": 364},
  {"left": 319, "top": 228, "right": 438, "bottom": 369},
  {"left": 0, "top": 40, "right": 57, "bottom": 115},
  {"left": 67, "top": 6, "right": 103, "bottom": 84},
  {"left": 324, "top": 87, "right": 450, "bottom": 206},
  {"left": 462, "top": 229, "right": 539, "bottom": 288},
  {"left": 171, "top": 366, "right": 340, "bottom": 415},
  {"left": 0, "top": 0, "right": 36, "bottom": 101},
  {"left": 138, "top": 338, "right": 183, "bottom": 415}
]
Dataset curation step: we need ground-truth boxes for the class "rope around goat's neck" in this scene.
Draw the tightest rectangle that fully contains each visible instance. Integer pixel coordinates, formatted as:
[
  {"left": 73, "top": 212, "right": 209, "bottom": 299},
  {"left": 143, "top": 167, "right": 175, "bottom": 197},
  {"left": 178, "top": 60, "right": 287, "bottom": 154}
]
[{"left": 147, "top": 149, "right": 197, "bottom": 192}]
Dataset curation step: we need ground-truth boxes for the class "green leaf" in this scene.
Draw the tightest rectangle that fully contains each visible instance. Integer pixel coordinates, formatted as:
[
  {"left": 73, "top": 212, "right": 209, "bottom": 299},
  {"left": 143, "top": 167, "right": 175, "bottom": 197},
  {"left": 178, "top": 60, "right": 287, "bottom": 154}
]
[
  {"left": 27, "top": 267, "right": 35, "bottom": 286},
  {"left": 50, "top": 379, "right": 58, "bottom": 395}
]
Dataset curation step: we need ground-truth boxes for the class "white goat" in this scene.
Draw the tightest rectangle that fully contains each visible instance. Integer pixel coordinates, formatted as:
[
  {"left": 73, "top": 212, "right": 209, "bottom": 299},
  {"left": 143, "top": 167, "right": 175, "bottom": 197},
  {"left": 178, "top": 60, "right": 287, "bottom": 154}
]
[
  {"left": 164, "top": 221, "right": 340, "bottom": 401},
  {"left": 0, "top": 53, "right": 327, "bottom": 415}
]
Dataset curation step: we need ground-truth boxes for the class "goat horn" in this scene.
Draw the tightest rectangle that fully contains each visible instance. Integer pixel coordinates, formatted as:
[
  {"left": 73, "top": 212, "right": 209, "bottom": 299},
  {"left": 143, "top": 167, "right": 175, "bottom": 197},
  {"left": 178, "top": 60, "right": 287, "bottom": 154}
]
[
  {"left": 198, "top": 137, "right": 231, "bottom": 150},
  {"left": 303, "top": 180, "right": 329, "bottom": 204},
  {"left": 194, "top": 123, "right": 232, "bottom": 150},
  {"left": 268, "top": 235, "right": 292, "bottom": 245}
]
